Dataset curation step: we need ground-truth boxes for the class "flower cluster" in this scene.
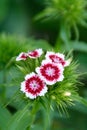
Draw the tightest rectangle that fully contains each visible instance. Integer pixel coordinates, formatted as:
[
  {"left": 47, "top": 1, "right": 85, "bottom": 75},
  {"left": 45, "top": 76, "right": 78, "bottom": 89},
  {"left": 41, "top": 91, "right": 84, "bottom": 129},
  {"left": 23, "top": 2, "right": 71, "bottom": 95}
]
[
  {"left": 16, "top": 48, "right": 43, "bottom": 61},
  {"left": 16, "top": 49, "right": 70, "bottom": 99}
]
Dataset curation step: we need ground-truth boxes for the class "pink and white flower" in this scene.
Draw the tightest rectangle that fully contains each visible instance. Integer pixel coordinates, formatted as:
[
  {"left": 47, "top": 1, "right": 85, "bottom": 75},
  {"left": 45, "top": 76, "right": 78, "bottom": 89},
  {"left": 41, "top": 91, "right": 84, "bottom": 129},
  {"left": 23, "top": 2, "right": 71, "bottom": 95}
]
[
  {"left": 28, "top": 48, "right": 43, "bottom": 59},
  {"left": 21, "top": 72, "right": 47, "bottom": 99},
  {"left": 36, "top": 60, "right": 64, "bottom": 85},
  {"left": 16, "top": 52, "right": 28, "bottom": 61},
  {"left": 45, "top": 51, "right": 70, "bottom": 67}
]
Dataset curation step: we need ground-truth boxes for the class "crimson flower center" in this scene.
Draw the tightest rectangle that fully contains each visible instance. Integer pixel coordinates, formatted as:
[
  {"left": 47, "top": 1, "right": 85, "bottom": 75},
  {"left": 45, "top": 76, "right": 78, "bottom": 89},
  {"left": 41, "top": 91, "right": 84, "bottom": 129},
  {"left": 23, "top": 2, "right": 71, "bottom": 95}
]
[
  {"left": 45, "top": 67, "right": 55, "bottom": 76},
  {"left": 40, "top": 64, "right": 60, "bottom": 81},
  {"left": 30, "top": 80, "right": 39, "bottom": 88},
  {"left": 29, "top": 51, "right": 38, "bottom": 57},
  {"left": 25, "top": 76, "right": 44, "bottom": 95},
  {"left": 21, "top": 54, "right": 27, "bottom": 59},
  {"left": 49, "top": 55, "right": 65, "bottom": 65}
]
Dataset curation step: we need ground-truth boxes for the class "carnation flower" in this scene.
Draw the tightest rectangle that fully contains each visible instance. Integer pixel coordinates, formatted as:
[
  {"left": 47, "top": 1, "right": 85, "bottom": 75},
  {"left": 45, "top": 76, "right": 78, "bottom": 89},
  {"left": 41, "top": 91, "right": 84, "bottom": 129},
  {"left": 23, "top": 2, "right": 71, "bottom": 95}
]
[
  {"left": 21, "top": 72, "right": 47, "bottom": 99},
  {"left": 28, "top": 48, "right": 43, "bottom": 59},
  {"left": 15, "top": 48, "right": 81, "bottom": 117},
  {"left": 36, "top": 60, "right": 64, "bottom": 85},
  {"left": 45, "top": 51, "right": 70, "bottom": 67},
  {"left": 16, "top": 52, "right": 28, "bottom": 61},
  {"left": 14, "top": 46, "right": 83, "bottom": 123}
]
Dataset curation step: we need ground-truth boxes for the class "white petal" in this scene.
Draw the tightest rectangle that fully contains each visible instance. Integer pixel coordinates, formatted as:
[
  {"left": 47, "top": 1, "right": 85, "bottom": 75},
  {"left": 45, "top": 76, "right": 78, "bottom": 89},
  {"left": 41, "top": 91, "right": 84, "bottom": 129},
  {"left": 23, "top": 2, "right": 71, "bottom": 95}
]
[
  {"left": 64, "top": 59, "right": 71, "bottom": 67},
  {"left": 45, "top": 80, "right": 56, "bottom": 85},
  {"left": 25, "top": 72, "right": 35, "bottom": 80},
  {"left": 57, "top": 63, "right": 64, "bottom": 72},
  {"left": 56, "top": 53, "right": 65, "bottom": 60},
  {"left": 16, "top": 52, "right": 27, "bottom": 61},
  {"left": 39, "top": 86, "right": 48, "bottom": 96},
  {"left": 41, "top": 59, "right": 52, "bottom": 65},
  {"left": 57, "top": 74, "right": 64, "bottom": 82},
  {"left": 25, "top": 92, "right": 36, "bottom": 99},
  {"left": 45, "top": 51, "right": 55, "bottom": 59},
  {"left": 16, "top": 57, "right": 21, "bottom": 61},
  {"left": 36, "top": 48, "right": 43, "bottom": 55},
  {"left": 35, "top": 67, "right": 40, "bottom": 74},
  {"left": 20, "top": 81, "right": 26, "bottom": 92}
]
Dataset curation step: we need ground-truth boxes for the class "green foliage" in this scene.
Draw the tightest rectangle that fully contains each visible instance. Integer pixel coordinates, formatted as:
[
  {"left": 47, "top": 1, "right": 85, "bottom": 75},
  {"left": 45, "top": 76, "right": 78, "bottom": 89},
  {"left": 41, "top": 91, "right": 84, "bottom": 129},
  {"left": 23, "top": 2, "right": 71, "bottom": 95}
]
[
  {"left": 15, "top": 49, "right": 80, "bottom": 116},
  {"left": 7, "top": 55, "right": 87, "bottom": 129},
  {"left": 0, "top": 0, "right": 87, "bottom": 130},
  {"left": 34, "top": 0, "right": 87, "bottom": 52},
  {"left": 0, "top": 105, "right": 11, "bottom": 130},
  {"left": 59, "top": 41, "right": 87, "bottom": 52},
  {"left": 7, "top": 104, "right": 30, "bottom": 130},
  {"left": 0, "top": 34, "right": 52, "bottom": 70},
  {"left": 0, "top": 0, "right": 9, "bottom": 22},
  {"left": 35, "top": 0, "right": 87, "bottom": 27},
  {"left": 0, "top": 36, "right": 87, "bottom": 130},
  {"left": 0, "top": 34, "right": 52, "bottom": 108},
  {"left": 0, "top": 34, "right": 26, "bottom": 70},
  {"left": 48, "top": 61, "right": 79, "bottom": 115}
]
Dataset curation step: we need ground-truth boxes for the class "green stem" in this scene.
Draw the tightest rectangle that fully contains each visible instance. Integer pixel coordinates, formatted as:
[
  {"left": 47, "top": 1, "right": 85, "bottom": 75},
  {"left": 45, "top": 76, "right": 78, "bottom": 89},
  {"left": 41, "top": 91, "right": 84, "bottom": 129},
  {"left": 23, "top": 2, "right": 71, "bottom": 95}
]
[
  {"left": 3, "top": 69, "right": 6, "bottom": 83},
  {"left": 2, "top": 69, "right": 7, "bottom": 99},
  {"left": 3, "top": 90, "right": 20, "bottom": 108},
  {"left": 5, "top": 57, "right": 15, "bottom": 69},
  {"left": 55, "top": 22, "right": 71, "bottom": 52},
  {"left": 17, "top": 102, "right": 30, "bottom": 122},
  {"left": 27, "top": 100, "right": 39, "bottom": 130},
  {"left": 73, "top": 23, "right": 79, "bottom": 41}
]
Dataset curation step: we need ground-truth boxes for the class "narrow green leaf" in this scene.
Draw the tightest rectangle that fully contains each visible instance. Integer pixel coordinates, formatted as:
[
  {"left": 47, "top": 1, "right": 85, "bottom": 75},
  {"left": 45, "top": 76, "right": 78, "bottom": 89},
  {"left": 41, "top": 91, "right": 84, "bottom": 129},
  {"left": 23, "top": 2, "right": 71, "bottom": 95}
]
[
  {"left": 0, "top": 105, "right": 11, "bottom": 130},
  {"left": 76, "top": 96, "right": 87, "bottom": 107},
  {"left": 72, "top": 95, "right": 87, "bottom": 108},
  {"left": 70, "top": 41, "right": 87, "bottom": 53},
  {"left": 60, "top": 23, "right": 71, "bottom": 51},
  {"left": 7, "top": 104, "right": 30, "bottom": 130}
]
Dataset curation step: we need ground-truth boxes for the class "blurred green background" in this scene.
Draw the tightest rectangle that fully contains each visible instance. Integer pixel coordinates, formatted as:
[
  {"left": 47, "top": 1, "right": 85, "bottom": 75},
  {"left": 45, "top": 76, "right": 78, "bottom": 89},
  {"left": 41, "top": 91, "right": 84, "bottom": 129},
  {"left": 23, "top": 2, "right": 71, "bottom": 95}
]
[{"left": 0, "top": 0, "right": 87, "bottom": 130}]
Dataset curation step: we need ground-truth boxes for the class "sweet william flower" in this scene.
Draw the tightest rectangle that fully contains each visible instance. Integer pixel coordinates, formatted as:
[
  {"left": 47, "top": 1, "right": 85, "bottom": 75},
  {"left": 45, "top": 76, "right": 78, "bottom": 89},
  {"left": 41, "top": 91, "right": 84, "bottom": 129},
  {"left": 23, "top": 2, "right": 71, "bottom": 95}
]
[
  {"left": 16, "top": 52, "right": 28, "bottom": 61},
  {"left": 28, "top": 48, "right": 43, "bottom": 59},
  {"left": 21, "top": 72, "right": 47, "bottom": 99},
  {"left": 45, "top": 51, "right": 70, "bottom": 67},
  {"left": 36, "top": 60, "right": 64, "bottom": 85},
  {"left": 15, "top": 48, "right": 80, "bottom": 116}
]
